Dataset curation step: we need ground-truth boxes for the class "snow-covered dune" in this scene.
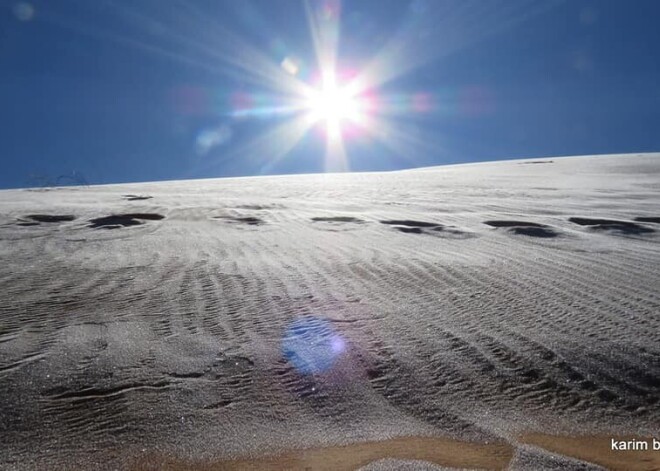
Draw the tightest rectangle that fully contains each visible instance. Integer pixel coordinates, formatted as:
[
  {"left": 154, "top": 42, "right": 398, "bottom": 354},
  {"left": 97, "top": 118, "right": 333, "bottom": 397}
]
[{"left": 1, "top": 153, "right": 659, "bottom": 470}]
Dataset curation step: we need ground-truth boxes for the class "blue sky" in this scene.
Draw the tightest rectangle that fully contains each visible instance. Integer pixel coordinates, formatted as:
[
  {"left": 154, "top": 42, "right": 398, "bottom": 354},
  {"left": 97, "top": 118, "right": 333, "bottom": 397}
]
[{"left": 1, "top": 0, "right": 659, "bottom": 189}]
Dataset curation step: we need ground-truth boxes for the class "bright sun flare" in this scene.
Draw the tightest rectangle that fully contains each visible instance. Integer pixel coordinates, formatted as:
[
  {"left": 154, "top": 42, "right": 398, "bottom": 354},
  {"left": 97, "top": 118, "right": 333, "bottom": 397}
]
[{"left": 305, "top": 76, "right": 362, "bottom": 138}]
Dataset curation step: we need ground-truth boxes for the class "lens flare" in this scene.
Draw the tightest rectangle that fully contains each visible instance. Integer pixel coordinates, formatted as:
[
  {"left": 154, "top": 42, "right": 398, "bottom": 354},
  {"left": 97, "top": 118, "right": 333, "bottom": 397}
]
[
  {"left": 13, "top": 2, "right": 35, "bottom": 21},
  {"left": 282, "top": 317, "right": 346, "bottom": 375}
]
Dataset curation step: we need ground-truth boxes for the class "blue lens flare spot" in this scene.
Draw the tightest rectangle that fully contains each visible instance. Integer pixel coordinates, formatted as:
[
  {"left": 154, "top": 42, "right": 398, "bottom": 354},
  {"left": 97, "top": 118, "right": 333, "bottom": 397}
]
[{"left": 282, "top": 316, "right": 346, "bottom": 375}]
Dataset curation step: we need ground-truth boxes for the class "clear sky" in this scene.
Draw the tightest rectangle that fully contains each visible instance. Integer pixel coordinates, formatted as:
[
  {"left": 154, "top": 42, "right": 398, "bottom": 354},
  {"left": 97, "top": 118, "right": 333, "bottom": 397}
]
[{"left": 1, "top": 0, "right": 659, "bottom": 189}]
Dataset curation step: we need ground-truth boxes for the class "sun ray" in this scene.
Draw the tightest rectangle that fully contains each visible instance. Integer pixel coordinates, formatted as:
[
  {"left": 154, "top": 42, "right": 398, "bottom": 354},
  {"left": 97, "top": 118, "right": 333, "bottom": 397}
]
[
  {"left": 40, "top": 0, "right": 560, "bottom": 178},
  {"left": 348, "top": 0, "right": 563, "bottom": 95},
  {"left": 35, "top": 8, "right": 256, "bottom": 86},
  {"left": 323, "top": 129, "right": 350, "bottom": 173},
  {"left": 360, "top": 115, "right": 448, "bottom": 168},
  {"left": 187, "top": 112, "right": 318, "bottom": 179},
  {"left": 305, "top": 0, "right": 341, "bottom": 85},
  {"left": 175, "top": 2, "right": 315, "bottom": 96},
  {"left": 55, "top": 0, "right": 314, "bottom": 98}
]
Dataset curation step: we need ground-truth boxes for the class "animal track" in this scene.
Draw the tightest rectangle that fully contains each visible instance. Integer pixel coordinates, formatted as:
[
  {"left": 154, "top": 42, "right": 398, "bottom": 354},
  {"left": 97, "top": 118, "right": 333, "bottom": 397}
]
[
  {"left": 569, "top": 217, "right": 654, "bottom": 235},
  {"left": 483, "top": 220, "right": 559, "bottom": 238},
  {"left": 88, "top": 213, "right": 165, "bottom": 229},
  {"left": 122, "top": 194, "right": 153, "bottom": 201}
]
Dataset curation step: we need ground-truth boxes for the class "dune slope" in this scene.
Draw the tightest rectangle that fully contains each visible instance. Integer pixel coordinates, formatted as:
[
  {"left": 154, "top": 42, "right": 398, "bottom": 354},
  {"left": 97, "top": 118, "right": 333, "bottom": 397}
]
[{"left": 1, "top": 154, "right": 659, "bottom": 470}]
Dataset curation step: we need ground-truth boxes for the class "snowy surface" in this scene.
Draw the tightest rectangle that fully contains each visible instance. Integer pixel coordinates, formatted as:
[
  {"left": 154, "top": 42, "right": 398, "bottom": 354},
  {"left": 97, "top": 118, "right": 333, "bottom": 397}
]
[{"left": 0, "top": 153, "right": 659, "bottom": 469}]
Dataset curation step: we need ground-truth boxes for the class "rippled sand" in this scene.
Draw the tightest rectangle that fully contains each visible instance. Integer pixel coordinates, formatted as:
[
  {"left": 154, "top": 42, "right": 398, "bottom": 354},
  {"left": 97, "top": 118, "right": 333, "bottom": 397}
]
[{"left": 1, "top": 154, "right": 658, "bottom": 470}]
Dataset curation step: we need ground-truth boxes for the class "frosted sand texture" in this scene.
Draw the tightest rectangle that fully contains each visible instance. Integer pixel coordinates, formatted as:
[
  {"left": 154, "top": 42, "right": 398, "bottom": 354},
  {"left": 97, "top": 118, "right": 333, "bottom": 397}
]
[{"left": 0, "top": 154, "right": 659, "bottom": 470}]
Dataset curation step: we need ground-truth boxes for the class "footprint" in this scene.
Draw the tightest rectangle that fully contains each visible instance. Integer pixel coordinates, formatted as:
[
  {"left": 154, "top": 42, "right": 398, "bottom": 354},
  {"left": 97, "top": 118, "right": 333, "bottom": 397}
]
[
  {"left": 519, "top": 160, "right": 554, "bottom": 165},
  {"left": 484, "top": 220, "right": 545, "bottom": 228},
  {"left": 380, "top": 219, "right": 472, "bottom": 238},
  {"left": 23, "top": 214, "right": 76, "bottom": 223},
  {"left": 484, "top": 220, "right": 558, "bottom": 238},
  {"left": 510, "top": 226, "right": 559, "bottom": 237},
  {"left": 312, "top": 216, "right": 364, "bottom": 223},
  {"left": 634, "top": 217, "right": 660, "bottom": 224},
  {"left": 394, "top": 226, "right": 423, "bottom": 234},
  {"left": 234, "top": 203, "right": 285, "bottom": 210},
  {"left": 122, "top": 194, "right": 153, "bottom": 201},
  {"left": 213, "top": 216, "right": 264, "bottom": 226},
  {"left": 310, "top": 216, "right": 366, "bottom": 232},
  {"left": 569, "top": 217, "right": 654, "bottom": 235},
  {"left": 380, "top": 219, "right": 440, "bottom": 235},
  {"left": 14, "top": 214, "right": 76, "bottom": 227},
  {"left": 380, "top": 219, "right": 439, "bottom": 228},
  {"left": 88, "top": 213, "right": 164, "bottom": 230}
]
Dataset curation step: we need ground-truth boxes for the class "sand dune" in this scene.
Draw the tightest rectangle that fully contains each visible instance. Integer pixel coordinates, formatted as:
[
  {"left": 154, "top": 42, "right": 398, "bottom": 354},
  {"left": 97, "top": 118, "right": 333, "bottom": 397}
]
[{"left": 0, "top": 153, "right": 659, "bottom": 470}]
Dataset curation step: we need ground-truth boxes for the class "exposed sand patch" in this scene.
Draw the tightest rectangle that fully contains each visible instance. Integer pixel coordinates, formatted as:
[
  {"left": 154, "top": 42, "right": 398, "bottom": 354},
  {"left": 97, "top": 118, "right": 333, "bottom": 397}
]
[
  {"left": 129, "top": 436, "right": 514, "bottom": 471},
  {"left": 126, "top": 434, "right": 660, "bottom": 470}
]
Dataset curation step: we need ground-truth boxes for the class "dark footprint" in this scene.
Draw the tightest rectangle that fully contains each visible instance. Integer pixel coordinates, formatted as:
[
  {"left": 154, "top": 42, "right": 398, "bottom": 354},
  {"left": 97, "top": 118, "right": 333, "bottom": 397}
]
[
  {"left": 213, "top": 216, "right": 263, "bottom": 226},
  {"left": 511, "top": 226, "right": 558, "bottom": 238},
  {"left": 484, "top": 220, "right": 545, "bottom": 228},
  {"left": 25, "top": 214, "right": 76, "bottom": 223},
  {"left": 122, "top": 194, "right": 153, "bottom": 201},
  {"left": 381, "top": 219, "right": 472, "bottom": 238},
  {"left": 430, "top": 226, "right": 471, "bottom": 238},
  {"left": 395, "top": 226, "right": 423, "bottom": 234},
  {"left": 380, "top": 220, "right": 438, "bottom": 228},
  {"left": 233, "top": 216, "right": 262, "bottom": 225},
  {"left": 569, "top": 217, "right": 654, "bottom": 235},
  {"left": 235, "top": 204, "right": 283, "bottom": 210},
  {"left": 634, "top": 217, "right": 660, "bottom": 224},
  {"left": 312, "top": 216, "right": 364, "bottom": 223},
  {"left": 484, "top": 220, "right": 558, "bottom": 238},
  {"left": 89, "top": 213, "right": 164, "bottom": 229},
  {"left": 381, "top": 219, "right": 438, "bottom": 234}
]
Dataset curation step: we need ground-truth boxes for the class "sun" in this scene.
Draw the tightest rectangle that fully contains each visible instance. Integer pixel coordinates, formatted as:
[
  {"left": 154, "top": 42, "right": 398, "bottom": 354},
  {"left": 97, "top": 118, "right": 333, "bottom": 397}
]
[
  {"left": 306, "top": 83, "right": 358, "bottom": 123},
  {"left": 304, "top": 74, "right": 362, "bottom": 139}
]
